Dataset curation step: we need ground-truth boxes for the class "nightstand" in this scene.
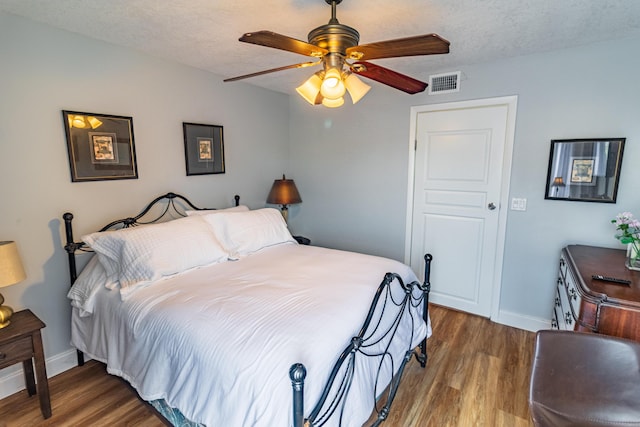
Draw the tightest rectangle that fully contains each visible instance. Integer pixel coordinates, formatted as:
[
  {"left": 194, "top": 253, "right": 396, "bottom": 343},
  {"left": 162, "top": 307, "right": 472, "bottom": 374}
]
[{"left": 0, "top": 309, "right": 51, "bottom": 419}]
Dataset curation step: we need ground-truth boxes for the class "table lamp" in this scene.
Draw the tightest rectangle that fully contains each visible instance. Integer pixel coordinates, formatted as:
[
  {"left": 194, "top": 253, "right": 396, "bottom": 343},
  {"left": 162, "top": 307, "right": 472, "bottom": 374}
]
[
  {"left": 267, "top": 174, "right": 302, "bottom": 223},
  {"left": 551, "top": 176, "right": 565, "bottom": 196},
  {"left": 0, "top": 241, "right": 26, "bottom": 328}
]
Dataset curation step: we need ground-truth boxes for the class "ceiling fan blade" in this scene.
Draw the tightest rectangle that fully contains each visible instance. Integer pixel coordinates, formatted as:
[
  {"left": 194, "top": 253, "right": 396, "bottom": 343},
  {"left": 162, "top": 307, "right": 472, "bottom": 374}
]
[
  {"left": 239, "top": 31, "right": 328, "bottom": 58},
  {"left": 223, "top": 61, "right": 320, "bottom": 82},
  {"left": 346, "top": 34, "right": 449, "bottom": 61},
  {"left": 351, "top": 61, "right": 427, "bottom": 94}
]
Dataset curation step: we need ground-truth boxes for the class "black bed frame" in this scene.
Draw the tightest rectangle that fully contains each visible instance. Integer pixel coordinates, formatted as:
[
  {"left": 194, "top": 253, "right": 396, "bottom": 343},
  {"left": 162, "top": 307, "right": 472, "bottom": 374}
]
[{"left": 63, "top": 192, "right": 432, "bottom": 427}]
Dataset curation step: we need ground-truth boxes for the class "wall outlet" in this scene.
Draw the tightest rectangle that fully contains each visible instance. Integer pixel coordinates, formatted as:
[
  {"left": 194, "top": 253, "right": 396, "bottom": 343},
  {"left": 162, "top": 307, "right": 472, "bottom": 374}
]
[{"left": 511, "top": 198, "right": 527, "bottom": 211}]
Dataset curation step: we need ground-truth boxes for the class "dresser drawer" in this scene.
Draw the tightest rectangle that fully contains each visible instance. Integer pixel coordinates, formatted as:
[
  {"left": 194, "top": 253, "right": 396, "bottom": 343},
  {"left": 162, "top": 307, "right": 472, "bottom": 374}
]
[
  {"left": 551, "top": 292, "right": 560, "bottom": 329},
  {"left": 0, "top": 336, "right": 33, "bottom": 369},
  {"left": 563, "top": 268, "right": 582, "bottom": 321},
  {"left": 553, "top": 285, "right": 569, "bottom": 330},
  {"left": 555, "top": 253, "right": 577, "bottom": 330},
  {"left": 558, "top": 255, "right": 568, "bottom": 282}
]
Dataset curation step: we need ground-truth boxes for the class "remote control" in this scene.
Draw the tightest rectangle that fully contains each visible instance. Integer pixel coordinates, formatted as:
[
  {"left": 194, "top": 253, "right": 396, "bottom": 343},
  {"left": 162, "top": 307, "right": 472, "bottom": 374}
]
[{"left": 592, "top": 275, "right": 631, "bottom": 285}]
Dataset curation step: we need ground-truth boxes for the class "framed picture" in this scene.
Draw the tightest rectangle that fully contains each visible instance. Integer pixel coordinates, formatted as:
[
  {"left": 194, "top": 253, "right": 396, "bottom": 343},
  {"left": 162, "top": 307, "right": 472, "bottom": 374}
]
[
  {"left": 544, "top": 138, "right": 625, "bottom": 203},
  {"left": 570, "top": 158, "right": 595, "bottom": 184},
  {"left": 183, "top": 122, "right": 225, "bottom": 175},
  {"left": 62, "top": 111, "right": 138, "bottom": 182}
]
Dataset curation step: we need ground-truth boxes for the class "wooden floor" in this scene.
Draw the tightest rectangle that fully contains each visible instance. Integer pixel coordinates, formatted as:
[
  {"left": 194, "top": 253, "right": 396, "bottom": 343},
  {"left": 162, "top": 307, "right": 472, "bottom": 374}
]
[{"left": 0, "top": 304, "right": 536, "bottom": 426}]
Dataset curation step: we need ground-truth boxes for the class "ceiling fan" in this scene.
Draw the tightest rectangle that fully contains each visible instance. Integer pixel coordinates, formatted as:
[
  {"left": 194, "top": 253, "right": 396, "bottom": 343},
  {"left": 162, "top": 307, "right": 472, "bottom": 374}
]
[{"left": 224, "top": 0, "right": 450, "bottom": 108}]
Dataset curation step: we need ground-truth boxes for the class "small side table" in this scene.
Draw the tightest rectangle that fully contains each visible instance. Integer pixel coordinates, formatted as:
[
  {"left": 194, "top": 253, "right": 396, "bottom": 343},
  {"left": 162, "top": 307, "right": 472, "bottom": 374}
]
[{"left": 0, "top": 309, "right": 51, "bottom": 419}]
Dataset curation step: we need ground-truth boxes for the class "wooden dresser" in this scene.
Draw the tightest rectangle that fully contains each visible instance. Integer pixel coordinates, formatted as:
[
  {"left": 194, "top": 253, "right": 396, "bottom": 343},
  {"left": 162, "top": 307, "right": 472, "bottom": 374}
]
[{"left": 553, "top": 244, "right": 640, "bottom": 340}]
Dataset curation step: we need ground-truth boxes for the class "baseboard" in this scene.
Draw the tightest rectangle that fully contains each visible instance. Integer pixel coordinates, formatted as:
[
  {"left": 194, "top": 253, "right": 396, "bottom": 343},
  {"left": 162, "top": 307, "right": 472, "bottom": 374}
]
[
  {"left": 0, "top": 348, "right": 86, "bottom": 400},
  {"left": 494, "top": 309, "right": 551, "bottom": 332}
]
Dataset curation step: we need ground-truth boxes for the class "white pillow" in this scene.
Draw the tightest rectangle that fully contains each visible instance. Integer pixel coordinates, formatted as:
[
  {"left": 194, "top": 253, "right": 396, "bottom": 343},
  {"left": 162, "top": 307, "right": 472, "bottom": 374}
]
[
  {"left": 201, "top": 208, "right": 296, "bottom": 258},
  {"left": 185, "top": 205, "right": 249, "bottom": 216},
  {"left": 67, "top": 255, "right": 113, "bottom": 317},
  {"left": 82, "top": 216, "right": 229, "bottom": 298}
]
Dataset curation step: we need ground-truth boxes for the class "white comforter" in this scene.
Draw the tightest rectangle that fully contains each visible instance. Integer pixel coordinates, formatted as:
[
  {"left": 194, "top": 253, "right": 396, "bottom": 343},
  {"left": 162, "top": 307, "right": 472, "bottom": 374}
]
[{"left": 70, "top": 243, "right": 430, "bottom": 426}]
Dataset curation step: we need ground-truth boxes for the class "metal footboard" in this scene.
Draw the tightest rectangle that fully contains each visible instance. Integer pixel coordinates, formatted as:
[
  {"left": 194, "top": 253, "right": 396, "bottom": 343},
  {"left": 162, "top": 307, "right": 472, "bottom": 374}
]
[{"left": 291, "top": 253, "right": 433, "bottom": 427}]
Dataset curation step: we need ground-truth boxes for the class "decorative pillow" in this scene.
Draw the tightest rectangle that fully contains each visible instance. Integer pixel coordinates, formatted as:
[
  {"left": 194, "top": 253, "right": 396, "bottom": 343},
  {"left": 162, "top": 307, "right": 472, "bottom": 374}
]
[
  {"left": 82, "top": 216, "right": 229, "bottom": 298},
  {"left": 201, "top": 208, "right": 296, "bottom": 258},
  {"left": 67, "top": 255, "right": 113, "bottom": 317},
  {"left": 185, "top": 205, "right": 249, "bottom": 216}
]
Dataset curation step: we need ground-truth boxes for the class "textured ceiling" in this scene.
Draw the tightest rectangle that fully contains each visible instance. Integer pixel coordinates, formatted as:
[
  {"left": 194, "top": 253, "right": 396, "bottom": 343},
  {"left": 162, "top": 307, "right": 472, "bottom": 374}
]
[{"left": 2, "top": 0, "right": 640, "bottom": 95}]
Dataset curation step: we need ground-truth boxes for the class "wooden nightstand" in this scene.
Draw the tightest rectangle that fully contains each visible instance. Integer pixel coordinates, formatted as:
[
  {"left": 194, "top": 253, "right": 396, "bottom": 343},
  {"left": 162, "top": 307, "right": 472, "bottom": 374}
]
[{"left": 0, "top": 309, "right": 51, "bottom": 419}]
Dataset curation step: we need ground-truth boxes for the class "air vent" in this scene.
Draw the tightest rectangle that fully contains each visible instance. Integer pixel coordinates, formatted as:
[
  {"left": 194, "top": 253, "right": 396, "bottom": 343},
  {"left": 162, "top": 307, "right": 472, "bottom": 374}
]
[{"left": 428, "top": 71, "right": 461, "bottom": 95}]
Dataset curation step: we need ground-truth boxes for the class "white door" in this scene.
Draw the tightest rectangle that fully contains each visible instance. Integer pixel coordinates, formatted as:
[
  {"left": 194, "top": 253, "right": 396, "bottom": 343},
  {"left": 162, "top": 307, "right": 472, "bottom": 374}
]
[{"left": 406, "top": 97, "right": 517, "bottom": 318}]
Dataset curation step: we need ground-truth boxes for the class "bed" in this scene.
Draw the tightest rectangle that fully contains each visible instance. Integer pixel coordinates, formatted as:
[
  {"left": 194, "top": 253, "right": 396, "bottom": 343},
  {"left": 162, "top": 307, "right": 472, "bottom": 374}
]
[{"left": 62, "top": 192, "right": 433, "bottom": 427}]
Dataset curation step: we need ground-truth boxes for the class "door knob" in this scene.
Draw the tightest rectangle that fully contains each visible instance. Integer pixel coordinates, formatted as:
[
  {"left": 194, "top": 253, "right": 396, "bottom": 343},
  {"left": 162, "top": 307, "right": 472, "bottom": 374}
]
[{"left": 488, "top": 202, "right": 496, "bottom": 210}]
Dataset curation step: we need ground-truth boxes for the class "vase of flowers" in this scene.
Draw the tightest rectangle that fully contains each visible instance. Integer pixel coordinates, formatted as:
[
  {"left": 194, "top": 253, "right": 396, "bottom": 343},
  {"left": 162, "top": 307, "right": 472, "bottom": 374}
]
[{"left": 612, "top": 212, "right": 640, "bottom": 271}]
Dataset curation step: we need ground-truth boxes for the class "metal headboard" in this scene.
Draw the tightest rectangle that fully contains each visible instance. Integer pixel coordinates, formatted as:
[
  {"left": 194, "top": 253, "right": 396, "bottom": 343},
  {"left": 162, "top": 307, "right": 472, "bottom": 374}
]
[{"left": 63, "top": 191, "right": 240, "bottom": 365}]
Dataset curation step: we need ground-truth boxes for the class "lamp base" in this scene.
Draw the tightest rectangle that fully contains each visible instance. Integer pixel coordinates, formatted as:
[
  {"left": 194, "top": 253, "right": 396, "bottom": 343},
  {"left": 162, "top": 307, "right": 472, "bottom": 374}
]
[
  {"left": 280, "top": 205, "right": 289, "bottom": 224},
  {"left": 0, "top": 293, "right": 13, "bottom": 329}
]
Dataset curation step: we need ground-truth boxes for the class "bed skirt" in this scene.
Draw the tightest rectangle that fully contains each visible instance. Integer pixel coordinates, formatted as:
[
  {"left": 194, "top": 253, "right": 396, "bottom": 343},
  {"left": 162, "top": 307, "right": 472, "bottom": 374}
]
[{"left": 149, "top": 399, "right": 203, "bottom": 427}]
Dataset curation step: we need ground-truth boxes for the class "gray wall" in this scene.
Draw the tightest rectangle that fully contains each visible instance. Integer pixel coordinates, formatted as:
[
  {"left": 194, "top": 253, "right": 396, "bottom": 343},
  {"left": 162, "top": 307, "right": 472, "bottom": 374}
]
[
  {"left": 288, "top": 35, "right": 640, "bottom": 328},
  {"left": 0, "top": 12, "right": 289, "bottom": 375}
]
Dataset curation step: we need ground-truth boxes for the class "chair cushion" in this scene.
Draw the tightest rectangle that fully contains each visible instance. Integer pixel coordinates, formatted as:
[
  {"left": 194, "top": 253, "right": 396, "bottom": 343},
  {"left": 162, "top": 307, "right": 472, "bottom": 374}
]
[{"left": 529, "top": 330, "right": 640, "bottom": 427}]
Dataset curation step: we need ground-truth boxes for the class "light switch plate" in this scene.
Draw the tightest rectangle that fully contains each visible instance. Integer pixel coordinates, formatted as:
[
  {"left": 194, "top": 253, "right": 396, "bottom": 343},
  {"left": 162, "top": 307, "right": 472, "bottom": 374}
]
[{"left": 511, "top": 198, "right": 527, "bottom": 211}]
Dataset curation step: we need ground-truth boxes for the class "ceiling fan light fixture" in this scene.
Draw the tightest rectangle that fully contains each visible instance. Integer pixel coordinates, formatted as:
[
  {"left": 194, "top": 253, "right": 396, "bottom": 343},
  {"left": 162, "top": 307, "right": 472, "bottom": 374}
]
[
  {"left": 320, "top": 67, "right": 346, "bottom": 100},
  {"left": 296, "top": 72, "right": 323, "bottom": 105},
  {"left": 226, "top": 1, "right": 450, "bottom": 108},
  {"left": 87, "top": 116, "right": 103, "bottom": 129},
  {"left": 343, "top": 72, "right": 371, "bottom": 104},
  {"left": 71, "top": 115, "right": 87, "bottom": 129},
  {"left": 321, "top": 96, "right": 344, "bottom": 108}
]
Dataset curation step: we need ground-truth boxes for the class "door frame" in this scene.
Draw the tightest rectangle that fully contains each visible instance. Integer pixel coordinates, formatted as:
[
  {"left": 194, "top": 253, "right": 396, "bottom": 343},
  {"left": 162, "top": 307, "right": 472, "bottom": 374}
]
[{"left": 404, "top": 96, "right": 518, "bottom": 320}]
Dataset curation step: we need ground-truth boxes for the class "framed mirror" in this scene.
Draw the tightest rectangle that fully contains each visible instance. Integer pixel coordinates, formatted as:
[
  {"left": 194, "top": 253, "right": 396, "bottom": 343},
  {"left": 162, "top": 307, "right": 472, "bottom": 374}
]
[{"left": 544, "top": 138, "right": 625, "bottom": 203}]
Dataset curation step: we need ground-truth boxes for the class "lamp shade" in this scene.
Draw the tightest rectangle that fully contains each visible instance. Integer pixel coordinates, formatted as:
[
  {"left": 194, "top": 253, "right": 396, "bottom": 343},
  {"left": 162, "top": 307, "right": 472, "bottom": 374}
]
[
  {"left": 296, "top": 73, "right": 323, "bottom": 105},
  {"left": 322, "top": 96, "right": 344, "bottom": 108},
  {"left": 552, "top": 176, "right": 566, "bottom": 187},
  {"left": 86, "top": 116, "right": 103, "bottom": 129},
  {"left": 0, "top": 241, "right": 26, "bottom": 288},
  {"left": 320, "top": 68, "right": 346, "bottom": 100},
  {"left": 71, "top": 114, "right": 87, "bottom": 129},
  {"left": 344, "top": 72, "right": 371, "bottom": 104},
  {"left": 267, "top": 175, "right": 302, "bottom": 206}
]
